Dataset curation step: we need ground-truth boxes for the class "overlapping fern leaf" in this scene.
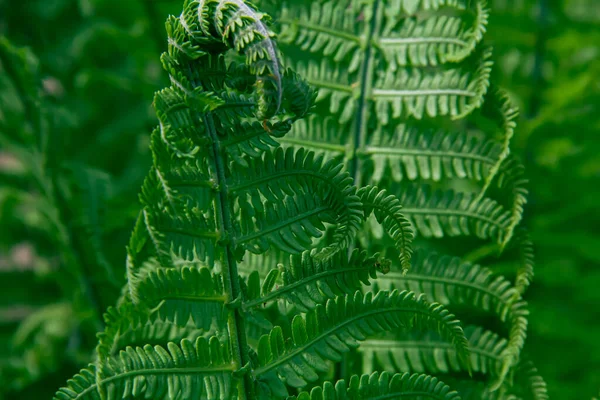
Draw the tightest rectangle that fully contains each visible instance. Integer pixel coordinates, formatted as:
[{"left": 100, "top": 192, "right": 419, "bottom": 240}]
[
  {"left": 54, "top": 1, "right": 474, "bottom": 399},
  {"left": 258, "top": 0, "right": 538, "bottom": 398}
]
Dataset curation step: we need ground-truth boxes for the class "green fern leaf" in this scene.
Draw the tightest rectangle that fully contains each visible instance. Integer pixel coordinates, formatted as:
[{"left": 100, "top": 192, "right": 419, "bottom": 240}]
[
  {"left": 361, "top": 326, "right": 506, "bottom": 378},
  {"left": 96, "top": 303, "right": 206, "bottom": 362},
  {"left": 243, "top": 249, "right": 379, "bottom": 310},
  {"left": 54, "top": 337, "right": 234, "bottom": 400},
  {"left": 136, "top": 266, "right": 227, "bottom": 330},
  {"left": 290, "top": 371, "right": 461, "bottom": 400},
  {"left": 377, "top": 250, "right": 518, "bottom": 322},
  {"left": 367, "top": 124, "right": 504, "bottom": 184},
  {"left": 254, "top": 290, "right": 469, "bottom": 392},
  {"left": 358, "top": 185, "right": 414, "bottom": 272},
  {"left": 231, "top": 146, "right": 364, "bottom": 255},
  {"left": 397, "top": 184, "right": 511, "bottom": 243}
]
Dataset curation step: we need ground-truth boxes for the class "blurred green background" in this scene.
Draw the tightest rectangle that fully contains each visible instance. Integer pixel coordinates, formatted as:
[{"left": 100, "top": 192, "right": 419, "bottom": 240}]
[{"left": 0, "top": 0, "right": 598, "bottom": 398}]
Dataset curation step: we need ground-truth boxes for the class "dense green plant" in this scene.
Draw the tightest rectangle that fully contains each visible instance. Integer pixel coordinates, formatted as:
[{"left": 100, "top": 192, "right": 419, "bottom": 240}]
[
  {"left": 0, "top": 1, "right": 184, "bottom": 395},
  {"left": 6, "top": 0, "right": 598, "bottom": 399},
  {"left": 34, "top": 0, "right": 550, "bottom": 399}
]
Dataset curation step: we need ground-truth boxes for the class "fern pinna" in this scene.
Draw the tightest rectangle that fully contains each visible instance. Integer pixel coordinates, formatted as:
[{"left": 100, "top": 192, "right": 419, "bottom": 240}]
[{"left": 55, "top": 0, "right": 544, "bottom": 399}]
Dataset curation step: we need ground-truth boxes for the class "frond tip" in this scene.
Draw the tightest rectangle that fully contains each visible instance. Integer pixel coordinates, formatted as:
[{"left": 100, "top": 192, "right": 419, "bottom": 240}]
[{"left": 358, "top": 185, "right": 414, "bottom": 272}]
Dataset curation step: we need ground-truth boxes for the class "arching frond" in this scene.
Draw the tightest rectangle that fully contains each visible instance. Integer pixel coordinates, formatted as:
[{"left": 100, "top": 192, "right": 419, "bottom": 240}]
[
  {"left": 396, "top": 184, "right": 511, "bottom": 243},
  {"left": 494, "top": 312, "right": 528, "bottom": 390},
  {"left": 511, "top": 360, "right": 549, "bottom": 400},
  {"left": 367, "top": 124, "right": 504, "bottom": 184},
  {"left": 254, "top": 290, "right": 469, "bottom": 394},
  {"left": 378, "top": 5, "right": 488, "bottom": 67},
  {"left": 476, "top": 87, "right": 519, "bottom": 196},
  {"left": 243, "top": 249, "right": 379, "bottom": 311},
  {"left": 377, "top": 250, "right": 517, "bottom": 322},
  {"left": 360, "top": 326, "right": 506, "bottom": 378},
  {"left": 54, "top": 337, "right": 235, "bottom": 400},
  {"left": 358, "top": 186, "right": 414, "bottom": 272},
  {"left": 495, "top": 156, "right": 528, "bottom": 250},
  {"left": 373, "top": 48, "right": 492, "bottom": 122},
  {"left": 513, "top": 236, "right": 534, "bottom": 299},
  {"left": 235, "top": 191, "right": 361, "bottom": 257},
  {"left": 230, "top": 147, "right": 361, "bottom": 220},
  {"left": 290, "top": 371, "right": 461, "bottom": 400}
]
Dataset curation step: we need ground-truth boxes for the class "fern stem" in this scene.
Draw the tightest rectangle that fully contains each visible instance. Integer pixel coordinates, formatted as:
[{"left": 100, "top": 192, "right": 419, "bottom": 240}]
[
  {"left": 204, "top": 112, "right": 252, "bottom": 400},
  {"left": 342, "top": 0, "right": 384, "bottom": 382},
  {"left": 349, "top": 0, "right": 383, "bottom": 186}
]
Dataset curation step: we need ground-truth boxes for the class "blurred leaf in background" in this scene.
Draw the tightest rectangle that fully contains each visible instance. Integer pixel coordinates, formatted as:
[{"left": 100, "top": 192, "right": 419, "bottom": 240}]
[
  {"left": 489, "top": 0, "right": 600, "bottom": 397},
  {"left": 0, "top": 0, "right": 180, "bottom": 398}
]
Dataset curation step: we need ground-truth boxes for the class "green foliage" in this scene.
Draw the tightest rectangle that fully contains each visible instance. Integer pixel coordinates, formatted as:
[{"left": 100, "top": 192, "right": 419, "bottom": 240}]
[
  {"left": 487, "top": 0, "right": 600, "bottom": 397},
  {"left": 2, "top": 0, "right": 595, "bottom": 399}
]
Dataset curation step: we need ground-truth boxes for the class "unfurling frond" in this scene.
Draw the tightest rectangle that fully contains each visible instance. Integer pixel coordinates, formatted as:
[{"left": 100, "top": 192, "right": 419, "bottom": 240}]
[
  {"left": 290, "top": 371, "right": 461, "bottom": 400},
  {"left": 254, "top": 290, "right": 469, "bottom": 395}
]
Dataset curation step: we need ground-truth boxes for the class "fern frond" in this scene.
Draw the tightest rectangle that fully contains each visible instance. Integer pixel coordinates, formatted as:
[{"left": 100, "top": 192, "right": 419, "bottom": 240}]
[
  {"left": 373, "top": 48, "right": 492, "bottom": 122},
  {"left": 380, "top": 1, "right": 489, "bottom": 67},
  {"left": 476, "top": 87, "right": 519, "bottom": 196},
  {"left": 357, "top": 186, "right": 414, "bottom": 272},
  {"left": 243, "top": 249, "right": 379, "bottom": 311},
  {"left": 377, "top": 250, "right": 518, "bottom": 322},
  {"left": 96, "top": 303, "right": 206, "bottom": 362},
  {"left": 231, "top": 147, "right": 363, "bottom": 255},
  {"left": 254, "top": 290, "right": 469, "bottom": 393},
  {"left": 397, "top": 184, "right": 511, "bottom": 243},
  {"left": 367, "top": 124, "right": 504, "bottom": 183},
  {"left": 290, "top": 371, "right": 461, "bottom": 400},
  {"left": 511, "top": 229, "right": 534, "bottom": 298},
  {"left": 136, "top": 266, "right": 227, "bottom": 330},
  {"left": 236, "top": 193, "right": 330, "bottom": 255},
  {"left": 495, "top": 156, "right": 528, "bottom": 250},
  {"left": 493, "top": 311, "right": 528, "bottom": 390},
  {"left": 361, "top": 326, "right": 506, "bottom": 378},
  {"left": 511, "top": 360, "right": 549, "bottom": 400},
  {"left": 54, "top": 337, "right": 235, "bottom": 400}
]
